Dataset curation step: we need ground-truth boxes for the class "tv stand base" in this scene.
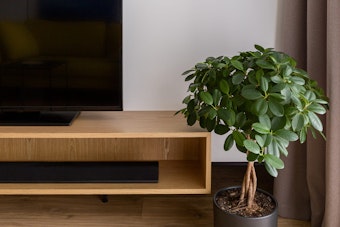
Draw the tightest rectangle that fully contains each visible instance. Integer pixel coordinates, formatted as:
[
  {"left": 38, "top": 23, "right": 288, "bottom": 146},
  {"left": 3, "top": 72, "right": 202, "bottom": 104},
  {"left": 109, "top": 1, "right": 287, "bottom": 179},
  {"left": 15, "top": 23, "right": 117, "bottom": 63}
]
[{"left": 0, "top": 111, "right": 211, "bottom": 195}]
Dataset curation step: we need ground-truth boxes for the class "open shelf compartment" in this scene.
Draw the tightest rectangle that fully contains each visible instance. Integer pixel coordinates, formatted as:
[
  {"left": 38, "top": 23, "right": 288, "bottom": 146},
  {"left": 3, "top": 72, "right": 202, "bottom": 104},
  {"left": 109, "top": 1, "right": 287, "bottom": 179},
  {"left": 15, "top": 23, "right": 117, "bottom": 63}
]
[{"left": 0, "top": 111, "right": 211, "bottom": 195}]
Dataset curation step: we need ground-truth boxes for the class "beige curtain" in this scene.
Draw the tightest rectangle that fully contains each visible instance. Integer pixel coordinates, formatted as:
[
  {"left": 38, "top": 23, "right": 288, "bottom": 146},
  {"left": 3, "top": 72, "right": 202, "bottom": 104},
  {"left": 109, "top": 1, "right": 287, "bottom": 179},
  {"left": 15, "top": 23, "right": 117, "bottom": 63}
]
[{"left": 274, "top": 1, "right": 340, "bottom": 227}]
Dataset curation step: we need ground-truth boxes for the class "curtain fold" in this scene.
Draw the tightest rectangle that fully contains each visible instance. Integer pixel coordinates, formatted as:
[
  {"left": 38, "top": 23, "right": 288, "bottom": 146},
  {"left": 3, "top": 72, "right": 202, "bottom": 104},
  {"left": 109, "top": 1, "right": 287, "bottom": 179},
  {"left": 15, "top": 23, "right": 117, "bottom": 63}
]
[
  {"left": 324, "top": 1, "right": 340, "bottom": 226},
  {"left": 274, "top": 1, "right": 340, "bottom": 227}
]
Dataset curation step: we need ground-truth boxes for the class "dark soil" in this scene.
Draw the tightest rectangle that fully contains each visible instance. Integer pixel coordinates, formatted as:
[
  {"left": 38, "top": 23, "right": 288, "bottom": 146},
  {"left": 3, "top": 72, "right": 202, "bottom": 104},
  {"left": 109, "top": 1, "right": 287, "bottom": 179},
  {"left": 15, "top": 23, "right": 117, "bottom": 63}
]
[{"left": 215, "top": 187, "right": 276, "bottom": 218}]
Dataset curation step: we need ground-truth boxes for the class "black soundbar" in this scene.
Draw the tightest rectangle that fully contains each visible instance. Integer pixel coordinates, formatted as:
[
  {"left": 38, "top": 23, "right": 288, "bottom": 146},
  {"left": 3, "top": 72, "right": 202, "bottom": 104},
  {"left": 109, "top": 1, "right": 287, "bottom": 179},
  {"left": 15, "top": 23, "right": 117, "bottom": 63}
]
[{"left": 0, "top": 162, "right": 159, "bottom": 183}]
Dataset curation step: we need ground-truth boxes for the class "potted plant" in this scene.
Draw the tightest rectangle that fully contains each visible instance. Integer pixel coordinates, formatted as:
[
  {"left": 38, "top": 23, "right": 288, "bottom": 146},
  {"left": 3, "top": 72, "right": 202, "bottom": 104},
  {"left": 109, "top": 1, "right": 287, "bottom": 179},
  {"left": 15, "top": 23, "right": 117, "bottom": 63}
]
[{"left": 177, "top": 45, "right": 328, "bottom": 227}]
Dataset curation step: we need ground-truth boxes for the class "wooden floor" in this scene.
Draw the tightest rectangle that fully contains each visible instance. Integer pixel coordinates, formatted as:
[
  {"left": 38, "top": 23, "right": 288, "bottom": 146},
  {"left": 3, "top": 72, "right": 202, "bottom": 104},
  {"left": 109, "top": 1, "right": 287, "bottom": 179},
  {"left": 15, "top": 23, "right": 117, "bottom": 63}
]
[{"left": 0, "top": 164, "right": 310, "bottom": 226}]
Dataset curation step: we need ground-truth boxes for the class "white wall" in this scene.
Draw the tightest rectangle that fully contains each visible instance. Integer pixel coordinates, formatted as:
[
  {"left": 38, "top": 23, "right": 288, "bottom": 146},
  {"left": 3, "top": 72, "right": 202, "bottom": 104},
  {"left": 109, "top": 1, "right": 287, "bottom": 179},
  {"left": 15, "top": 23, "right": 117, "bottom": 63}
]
[{"left": 123, "top": 0, "right": 278, "bottom": 162}]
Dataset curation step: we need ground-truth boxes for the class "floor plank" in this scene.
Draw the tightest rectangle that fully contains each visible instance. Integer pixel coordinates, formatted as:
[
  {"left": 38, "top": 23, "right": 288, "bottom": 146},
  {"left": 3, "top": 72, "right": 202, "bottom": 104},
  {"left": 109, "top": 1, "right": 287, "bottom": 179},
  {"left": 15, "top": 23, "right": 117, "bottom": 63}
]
[{"left": 278, "top": 217, "right": 311, "bottom": 227}]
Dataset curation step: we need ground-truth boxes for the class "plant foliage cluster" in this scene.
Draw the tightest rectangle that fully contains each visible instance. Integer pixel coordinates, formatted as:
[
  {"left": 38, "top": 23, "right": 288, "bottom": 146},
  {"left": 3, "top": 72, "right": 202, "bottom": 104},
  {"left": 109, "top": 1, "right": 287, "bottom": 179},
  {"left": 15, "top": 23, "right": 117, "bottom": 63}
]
[{"left": 178, "top": 45, "right": 328, "bottom": 177}]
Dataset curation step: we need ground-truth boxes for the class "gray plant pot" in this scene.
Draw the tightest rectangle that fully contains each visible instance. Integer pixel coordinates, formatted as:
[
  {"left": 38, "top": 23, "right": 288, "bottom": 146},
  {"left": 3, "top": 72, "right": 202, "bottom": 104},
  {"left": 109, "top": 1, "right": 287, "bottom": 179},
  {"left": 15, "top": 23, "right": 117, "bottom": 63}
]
[{"left": 213, "top": 186, "right": 278, "bottom": 227}]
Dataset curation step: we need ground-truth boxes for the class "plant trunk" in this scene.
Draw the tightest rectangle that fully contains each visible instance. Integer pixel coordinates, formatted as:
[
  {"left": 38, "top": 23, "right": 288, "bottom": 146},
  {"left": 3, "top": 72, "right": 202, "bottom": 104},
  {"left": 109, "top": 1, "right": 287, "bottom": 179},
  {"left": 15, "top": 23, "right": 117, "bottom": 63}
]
[{"left": 239, "top": 161, "right": 257, "bottom": 208}]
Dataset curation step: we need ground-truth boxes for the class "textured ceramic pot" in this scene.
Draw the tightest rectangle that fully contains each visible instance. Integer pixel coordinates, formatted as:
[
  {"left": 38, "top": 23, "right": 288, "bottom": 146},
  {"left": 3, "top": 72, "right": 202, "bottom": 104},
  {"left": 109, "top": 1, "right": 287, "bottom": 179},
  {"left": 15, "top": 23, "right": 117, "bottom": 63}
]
[{"left": 213, "top": 186, "right": 278, "bottom": 227}]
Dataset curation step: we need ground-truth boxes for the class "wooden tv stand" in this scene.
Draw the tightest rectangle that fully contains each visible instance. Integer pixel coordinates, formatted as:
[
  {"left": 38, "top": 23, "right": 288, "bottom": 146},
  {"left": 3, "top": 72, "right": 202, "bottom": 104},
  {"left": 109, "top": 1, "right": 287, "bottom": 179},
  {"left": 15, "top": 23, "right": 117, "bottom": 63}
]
[{"left": 0, "top": 111, "right": 211, "bottom": 195}]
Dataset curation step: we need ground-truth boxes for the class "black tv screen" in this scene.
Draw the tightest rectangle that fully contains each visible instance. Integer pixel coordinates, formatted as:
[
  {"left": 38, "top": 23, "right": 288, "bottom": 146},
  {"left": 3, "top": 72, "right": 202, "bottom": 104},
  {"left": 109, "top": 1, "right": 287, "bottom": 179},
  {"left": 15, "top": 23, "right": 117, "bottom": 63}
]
[{"left": 0, "top": 0, "right": 122, "bottom": 125}]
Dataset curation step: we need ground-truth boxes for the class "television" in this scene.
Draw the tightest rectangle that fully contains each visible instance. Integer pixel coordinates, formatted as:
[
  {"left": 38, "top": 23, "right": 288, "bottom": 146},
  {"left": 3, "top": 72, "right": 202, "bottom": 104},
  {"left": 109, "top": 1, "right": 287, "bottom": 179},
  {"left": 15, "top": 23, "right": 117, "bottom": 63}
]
[{"left": 0, "top": 0, "right": 123, "bottom": 125}]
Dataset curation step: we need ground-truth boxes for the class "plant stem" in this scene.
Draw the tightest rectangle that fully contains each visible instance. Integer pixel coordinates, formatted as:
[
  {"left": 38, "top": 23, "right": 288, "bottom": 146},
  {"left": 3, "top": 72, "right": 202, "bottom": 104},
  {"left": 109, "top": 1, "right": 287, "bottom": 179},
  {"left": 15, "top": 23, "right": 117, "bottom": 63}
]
[{"left": 239, "top": 161, "right": 257, "bottom": 208}]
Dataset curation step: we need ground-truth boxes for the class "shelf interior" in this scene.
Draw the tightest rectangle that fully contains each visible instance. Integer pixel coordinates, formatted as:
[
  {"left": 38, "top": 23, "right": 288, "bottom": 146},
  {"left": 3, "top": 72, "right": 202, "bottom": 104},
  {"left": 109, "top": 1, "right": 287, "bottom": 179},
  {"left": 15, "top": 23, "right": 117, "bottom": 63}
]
[{"left": 0, "top": 161, "right": 209, "bottom": 194}]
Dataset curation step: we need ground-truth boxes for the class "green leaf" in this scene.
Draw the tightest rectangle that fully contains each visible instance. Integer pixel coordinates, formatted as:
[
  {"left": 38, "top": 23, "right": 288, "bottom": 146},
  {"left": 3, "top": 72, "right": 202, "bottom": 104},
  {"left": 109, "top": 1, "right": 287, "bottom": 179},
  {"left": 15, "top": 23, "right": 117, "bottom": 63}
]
[
  {"left": 208, "top": 69, "right": 217, "bottom": 82},
  {"left": 264, "top": 154, "right": 284, "bottom": 169},
  {"left": 187, "top": 99, "right": 196, "bottom": 113},
  {"left": 307, "top": 103, "right": 327, "bottom": 115},
  {"left": 258, "top": 155, "right": 264, "bottom": 163},
  {"left": 271, "top": 116, "right": 286, "bottom": 131},
  {"left": 182, "top": 95, "right": 191, "bottom": 105},
  {"left": 253, "top": 98, "right": 268, "bottom": 116},
  {"left": 275, "top": 129, "right": 298, "bottom": 141},
  {"left": 230, "top": 60, "right": 244, "bottom": 71},
  {"left": 252, "top": 122, "right": 270, "bottom": 134},
  {"left": 185, "top": 73, "right": 196, "bottom": 81},
  {"left": 255, "top": 44, "right": 265, "bottom": 52},
  {"left": 223, "top": 56, "right": 230, "bottom": 64},
  {"left": 235, "top": 112, "right": 246, "bottom": 128},
  {"left": 270, "top": 53, "right": 281, "bottom": 62},
  {"left": 199, "top": 116, "right": 206, "bottom": 128},
  {"left": 195, "top": 62, "right": 208, "bottom": 70},
  {"left": 224, "top": 134, "right": 234, "bottom": 151},
  {"left": 267, "top": 139, "right": 279, "bottom": 157},
  {"left": 244, "top": 139, "right": 260, "bottom": 154},
  {"left": 218, "top": 108, "right": 236, "bottom": 126},
  {"left": 255, "top": 69, "right": 264, "bottom": 81},
  {"left": 310, "top": 127, "right": 317, "bottom": 139},
  {"left": 220, "top": 96, "right": 233, "bottom": 109},
  {"left": 241, "top": 85, "right": 263, "bottom": 100},
  {"left": 292, "top": 113, "right": 305, "bottom": 131},
  {"left": 259, "top": 114, "right": 271, "bottom": 129},
  {"left": 291, "top": 95, "right": 302, "bottom": 109},
  {"left": 199, "top": 91, "right": 213, "bottom": 105},
  {"left": 182, "top": 69, "right": 195, "bottom": 75},
  {"left": 304, "top": 90, "right": 316, "bottom": 101},
  {"left": 206, "top": 117, "right": 216, "bottom": 132},
  {"left": 256, "top": 59, "right": 275, "bottom": 70},
  {"left": 276, "top": 140, "right": 288, "bottom": 156},
  {"left": 260, "top": 77, "right": 269, "bottom": 92},
  {"left": 283, "top": 65, "right": 293, "bottom": 77},
  {"left": 299, "top": 127, "right": 307, "bottom": 143},
  {"left": 308, "top": 111, "right": 323, "bottom": 131},
  {"left": 232, "top": 72, "right": 245, "bottom": 85},
  {"left": 275, "top": 135, "right": 289, "bottom": 147},
  {"left": 236, "top": 143, "right": 248, "bottom": 153},
  {"left": 188, "top": 83, "right": 199, "bottom": 92},
  {"left": 248, "top": 71, "right": 258, "bottom": 85},
  {"left": 205, "top": 57, "right": 216, "bottom": 62},
  {"left": 187, "top": 113, "right": 197, "bottom": 126},
  {"left": 314, "top": 99, "right": 328, "bottom": 105},
  {"left": 320, "top": 131, "right": 327, "bottom": 141},
  {"left": 201, "top": 71, "right": 210, "bottom": 84},
  {"left": 268, "top": 99, "right": 284, "bottom": 117},
  {"left": 232, "top": 131, "right": 246, "bottom": 147},
  {"left": 293, "top": 68, "right": 308, "bottom": 78},
  {"left": 269, "top": 93, "right": 285, "bottom": 102},
  {"left": 263, "top": 134, "right": 273, "bottom": 147},
  {"left": 270, "top": 75, "right": 283, "bottom": 83},
  {"left": 247, "top": 152, "right": 259, "bottom": 162},
  {"left": 212, "top": 89, "right": 222, "bottom": 106},
  {"left": 217, "top": 63, "right": 226, "bottom": 69},
  {"left": 290, "top": 76, "right": 305, "bottom": 85},
  {"left": 208, "top": 108, "right": 217, "bottom": 119},
  {"left": 290, "top": 84, "right": 304, "bottom": 95},
  {"left": 231, "top": 95, "right": 245, "bottom": 106},
  {"left": 255, "top": 135, "right": 265, "bottom": 147},
  {"left": 219, "top": 80, "right": 230, "bottom": 94},
  {"left": 271, "top": 83, "right": 286, "bottom": 92},
  {"left": 264, "top": 162, "right": 278, "bottom": 177},
  {"left": 198, "top": 105, "right": 212, "bottom": 117},
  {"left": 215, "top": 124, "right": 229, "bottom": 135}
]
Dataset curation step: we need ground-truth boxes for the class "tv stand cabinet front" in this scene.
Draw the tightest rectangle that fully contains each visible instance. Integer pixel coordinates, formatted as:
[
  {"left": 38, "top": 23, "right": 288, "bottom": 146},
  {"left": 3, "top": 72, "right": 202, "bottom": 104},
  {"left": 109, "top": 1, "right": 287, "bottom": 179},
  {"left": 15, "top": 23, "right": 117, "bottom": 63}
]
[{"left": 0, "top": 111, "right": 211, "bottom": 195}]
